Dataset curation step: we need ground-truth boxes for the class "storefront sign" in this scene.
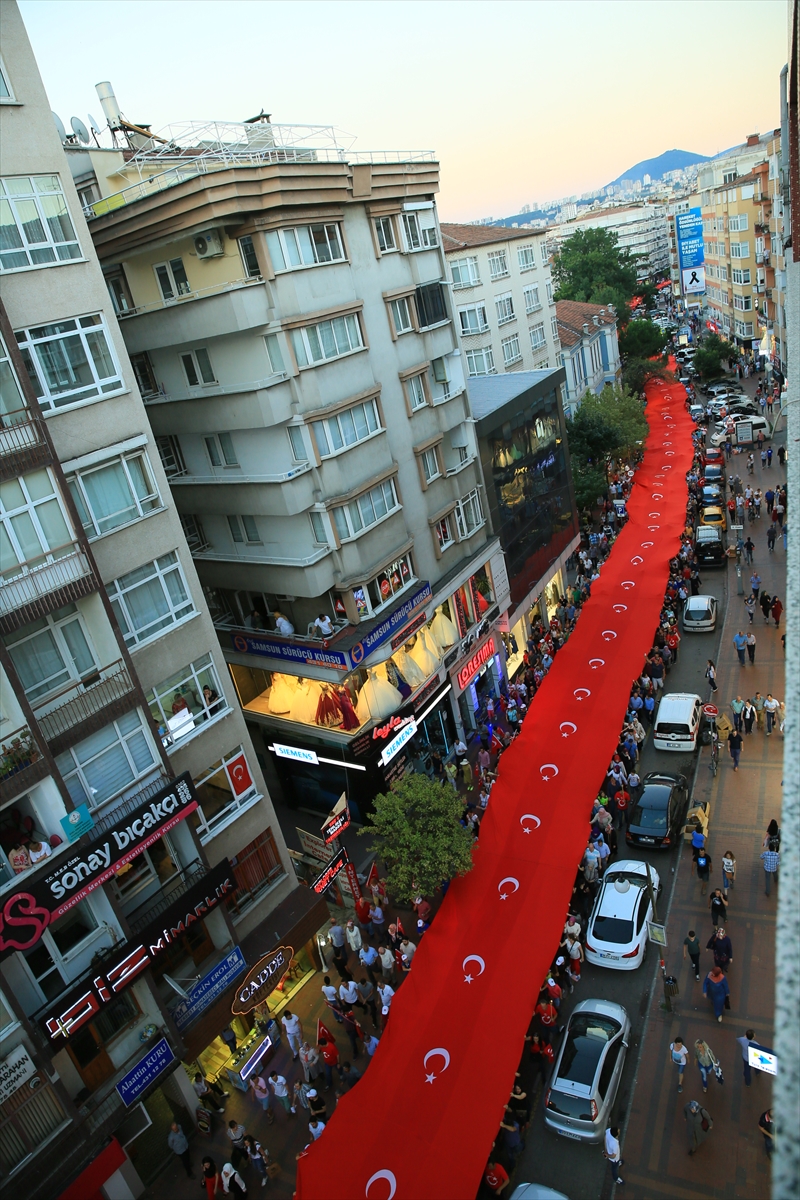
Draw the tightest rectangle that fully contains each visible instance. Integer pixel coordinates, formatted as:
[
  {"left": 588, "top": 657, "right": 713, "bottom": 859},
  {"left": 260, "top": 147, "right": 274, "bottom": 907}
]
[
  {"left": 310, "top": 846, "right": 349, "bottom": 894},
  {"left": 297, "top": 828, "right": 329, "bottom": 861},
  {"left": 172, "top": 946, "right": 247, "bottom": 1031},
  {"left": 455, "top": 635, "right": 497, "bottom": 692},
  {"left": 116, "top": 1037, "right": 175, "bottom": 1107},
  {"left": 274, "top": 743, "right": 320, "bottom": 765},
  {"left": 231, "top": 633, "right": 350, "bottom": 670},
  {"left": 343, "top": 861, "right": 362, "bottom": 901},
  {"left": 390, "top": 609, "right": 429, "bottom": 649},
  {"left": 676, "top": 208, "right": 705, "bottom": 295},
  {"left": 379, "top": 718, "right": 418, "bottom": 766},
  {"left": 231, "top": 945, "right": 294, "bottom": 1015},
  {"left": 0, "top": 1044, "right": 37, "bottom": 1104},
  {"left": 349, "top": 582, "right": 432, "bottom": 665},
  {"left": 59, "top": 803, "right": 95, "bottom": 843},
  {"left": 42, "top": 857, "right": 236, "bottom": 1041},
  {"left": 0, "top": 773, "right": 199, "bottom": 962},
  {"left": 322, "top": 797, "right": 350, "bottom": 844}
]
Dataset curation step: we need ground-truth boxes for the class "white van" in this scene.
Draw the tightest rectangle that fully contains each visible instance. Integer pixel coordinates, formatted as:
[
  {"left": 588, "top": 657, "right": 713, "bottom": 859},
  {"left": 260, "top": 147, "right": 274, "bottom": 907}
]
[{"left": 653, "top": 693, "right": 703, "bottom": 752}]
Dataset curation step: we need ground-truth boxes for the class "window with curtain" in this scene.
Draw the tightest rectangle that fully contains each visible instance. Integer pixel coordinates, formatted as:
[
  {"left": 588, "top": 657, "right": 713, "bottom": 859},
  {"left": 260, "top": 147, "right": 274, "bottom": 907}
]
[
  {"left": 4, "top": 605, "right": 96, "bottom": 702},
  {"left": 108, "top": 551, "right": 195, "bottom": 648},
  {"left": 0, "top": 332, "right": 27, "bottom": 422},
  {"left": 0, "top": 468, "right": 73, "bottom": 578},
  {"left": 15, "top": 314, "right": 123, "bottom": 411},
  {"left": 55, "top": 709, "right": 158, "bottom": 810},
  {"left": 0, "top": 174, "right": 81, "bottom": 272},
  {"left": 68, "top": 452, "right": 161, "bottom": 538}
]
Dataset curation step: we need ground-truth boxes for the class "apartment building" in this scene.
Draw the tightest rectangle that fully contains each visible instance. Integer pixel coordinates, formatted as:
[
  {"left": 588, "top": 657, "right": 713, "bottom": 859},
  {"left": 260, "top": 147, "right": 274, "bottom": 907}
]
[
  {"left": 554, "top": 300, "right": 621, "bottom": 416},
  {"left": 0, "top": 8, "right": 313, "bottom": 1195},
  {"left": 764, "top": 130, "right": 789, "bottom": 380},
  {"left": 441, "top": 224, "right": 561, "bottom": 377},
  {"left": 69, "top": 96, "right": 508, "bottom": 813},
  {"left": 546, "top": 203, "right": 670, "bottom": 281}
]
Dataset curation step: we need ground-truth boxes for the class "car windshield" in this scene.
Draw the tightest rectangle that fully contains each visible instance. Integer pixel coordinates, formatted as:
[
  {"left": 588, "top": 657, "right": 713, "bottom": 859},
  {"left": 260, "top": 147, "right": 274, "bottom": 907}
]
[
  {"left": 558, "top": 1014, "right": 620, "bottom": 1086},
  {"left": 630, "top": 804, "right": 668, "bottom": 830}
]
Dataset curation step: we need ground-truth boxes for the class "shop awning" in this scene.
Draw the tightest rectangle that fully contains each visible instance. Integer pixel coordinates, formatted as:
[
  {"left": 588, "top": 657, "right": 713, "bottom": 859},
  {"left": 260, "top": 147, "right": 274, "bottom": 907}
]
[{"left": 59, "top": 1137, "right": 126, "bottom": 1200}]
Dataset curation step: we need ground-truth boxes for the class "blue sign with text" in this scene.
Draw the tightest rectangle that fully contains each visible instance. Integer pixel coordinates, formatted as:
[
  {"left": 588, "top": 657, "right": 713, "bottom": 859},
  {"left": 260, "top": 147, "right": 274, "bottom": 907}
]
[
  {"left": 676, "top": 208, "right": 704, "bottom": 269},
  {"left": 171, "top": 946, "right": 247, "bottom": 1032},
  {"left": 116, "top": 1037, "right": 175, "bottom": 1106}
]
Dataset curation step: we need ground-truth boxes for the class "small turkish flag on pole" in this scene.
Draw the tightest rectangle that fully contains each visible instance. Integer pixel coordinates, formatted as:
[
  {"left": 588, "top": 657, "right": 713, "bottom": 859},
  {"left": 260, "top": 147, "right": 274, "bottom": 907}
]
[
  {"left": 317, "top": 1018, "right": 337, "bottom": 1046},
  {"left": 225, "top": 752, "right": 253, "bottom": 797},
  {"left": 366, "top": 862, "right": 380, "bottom": 890}
]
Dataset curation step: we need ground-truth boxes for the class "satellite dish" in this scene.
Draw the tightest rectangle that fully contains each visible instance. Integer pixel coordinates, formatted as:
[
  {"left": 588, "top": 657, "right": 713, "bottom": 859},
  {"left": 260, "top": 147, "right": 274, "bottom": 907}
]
[
  {"left": 52, "top": 111, "right": 67, "bottom": 142},
  {"left": 71, "top": 116, "right": 90, "bottom": 144},
  {"left": 88, "top": 113, "right": 102, "bottom": 135},
  {"left": 163, "top": 974, "right": 190, "bottom": 1000}
]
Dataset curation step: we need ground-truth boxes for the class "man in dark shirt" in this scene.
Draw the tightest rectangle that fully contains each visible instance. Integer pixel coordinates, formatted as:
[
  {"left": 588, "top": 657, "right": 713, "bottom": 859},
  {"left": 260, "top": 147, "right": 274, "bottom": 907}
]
[{"left": 758, "top": 1109, "right": 774, "bottom": 1155}]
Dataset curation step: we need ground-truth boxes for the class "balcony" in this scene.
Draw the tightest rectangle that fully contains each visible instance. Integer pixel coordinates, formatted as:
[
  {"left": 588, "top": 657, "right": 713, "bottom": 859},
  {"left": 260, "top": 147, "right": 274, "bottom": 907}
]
[
  {"left": 126, "top": 858, "right": 208, "bottom": 934},
  {"left": 0, "top": 723, "right": 49, "bottom": 806},
  {"left": 0, "top": 546, "right": 97, "bottom": 635},
  {"left": 32, "top": 659, "right": 137, "bottom": 753},
  {"left": 0, "top": 407, "right": 50, "bottom": 479},
  {"left": 119, "top": 278, "right": 272, "bottom": 353}
]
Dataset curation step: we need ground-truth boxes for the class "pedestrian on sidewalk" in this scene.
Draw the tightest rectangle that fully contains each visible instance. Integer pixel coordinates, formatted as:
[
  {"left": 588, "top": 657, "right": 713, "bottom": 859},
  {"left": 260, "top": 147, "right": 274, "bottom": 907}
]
[
  {"left": 684, "top": 929, "right": 702, "bottom": 979},
  {"left": 317, "top": 1038, "right": 340, "bottom": 1090},
  {"left": 744, "top": 594, "right": 756, "bottom": 623},
  {"left": 742, "top": 698, "right": 756, "bottom": 732},
  {"left": 299, "top": 1041, "right": 321, "bottom": 1083},
  {"left": 226, "top": 1121, "right": 247, "bottom": 1170},
  {"left": 707, "top": 927, "right": 733, "bottom": 971},
  {"left": 750, "top": 572, "right": 761, "bottom": 599},
  {"left": 696, "top": 847, "right": 712, "bottom": 894},
  {"left": 168, "top": 1122, "right": 194, "bottom": 1179},
  {"left": 321, "top": 976, "right": 344, "bottom": 1023},
  {"left": 758, "top": 1109, "right": 774, "bottom": 1156},
  {"left": 670, "top": 1037, "right": 690, "bottom": 1091},
  {"left": 269, "top": 1071, "right": 295, "bottom": 1115},
  {"left": 483, "top": 1160, "right": 510, "bottom": 1195},
  {"left": 770, "top": 596, "right": 783, "bottom": 627},
  {"left": 604, "top": 1125, "right": 625, "bottom": 1186},
  {"left": 705, "top": 660, "right": 718, "bottom": 694},
  {"left": 345, "top": 919, "right": 363, "bottom": 955},
  {"left": 703, "top": 966, "right": 730, "bottom": 1022},
  {"left": 736, "top": 1029, "right": 758, "bottom": 1085},
  {"left": 248, "top": 1073, "right": 273, "bottom": 1121},
  {"left": 358, "top": 941, "right": 379, "bottom": 984},
  {"left": 244, "top": 1135, "right": 269, "bottom": 1189},
  {"left": 709, "top": 889, "right": 728, "bottom": 927},
  {"left": 307, "top": 1089, "right": 326, "bottom": 1123},
  {"left": 194, "top": 1072, "right": 228, "bottom": 1112},
  {"left": 220, "top": 1164, "right": 247, "bottom": 1198},
  {"left": 201, "top": 1158, "right": 222, "bottom": 1200},
  {"left": 721, "top": 851, "right": 737, "bottom": 896},
  {"left": 746, "top": 632, "right": 756, "bottom": 663},
  {"left": 767, "top": 524, "right": 776, "bottom": 551},
  {"left": 730, "top": 696, "right": 744, "bottom": 731},
  {"left": 281, "top": 1010, "right": 303, "bottom": 1059},
  {"left": 355, "top": 893, "right": 373, "bottom": 938},
  {"left": 377, "top": 945, "right": 395, "bottom": 982},
  {"left": 684, "top": 1100, "right": 713, "bottom": 1155},
  {"left": 753, "top": 691, "right": 765, "bottom": 728},
  {"left": 732, "top": 631, "right": 747, "bottom": 666},
  {"left": 727, "top": 728, "right": 743, "bottom": 772},
  {"left": 760, "top": 845, "right": 780, "bottom": 895},
  {"left": 357, "top": 976, "right": 379, "bottom": 1025},
  {"left": 759, "top": 591, "right": 772, "bottom": 622},
  {"left": 764, "top": 693, "right": 780, "bottom": 735},
  {"left": 694, "top": 1039, "right": 719, "bottom": 1092}
]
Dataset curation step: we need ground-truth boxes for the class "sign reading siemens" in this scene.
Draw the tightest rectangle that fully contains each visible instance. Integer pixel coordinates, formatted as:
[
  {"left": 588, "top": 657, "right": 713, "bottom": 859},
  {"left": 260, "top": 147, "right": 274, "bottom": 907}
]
[
  {"left": 676, "top": 208, "right": 705, "bottom": 294},
  {"left": 116, "top": 1037, "right": 175, "bottom": 1107}
]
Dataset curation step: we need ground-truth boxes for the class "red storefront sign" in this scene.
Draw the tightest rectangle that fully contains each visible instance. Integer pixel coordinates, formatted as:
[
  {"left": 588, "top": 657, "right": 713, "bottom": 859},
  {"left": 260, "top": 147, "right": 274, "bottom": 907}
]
[
  {"left": 310, "top": 846, "right": 349, "bottom": 894},
  {"left": 456, "top": 635, "right": 496, "bottom": 691}
]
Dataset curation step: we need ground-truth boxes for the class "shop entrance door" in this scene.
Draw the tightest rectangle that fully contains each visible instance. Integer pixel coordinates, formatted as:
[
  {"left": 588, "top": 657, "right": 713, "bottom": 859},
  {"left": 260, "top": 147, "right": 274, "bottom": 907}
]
[{"left": 66, "top": 1024, "right": 115, "bottom": 1092}]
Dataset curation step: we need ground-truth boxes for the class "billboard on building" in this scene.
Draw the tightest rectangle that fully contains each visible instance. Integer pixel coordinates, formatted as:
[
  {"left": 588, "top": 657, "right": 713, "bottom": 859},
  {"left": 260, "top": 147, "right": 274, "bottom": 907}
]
[{"left": 676, "top": 208, "right": 705, "bottom": 295}]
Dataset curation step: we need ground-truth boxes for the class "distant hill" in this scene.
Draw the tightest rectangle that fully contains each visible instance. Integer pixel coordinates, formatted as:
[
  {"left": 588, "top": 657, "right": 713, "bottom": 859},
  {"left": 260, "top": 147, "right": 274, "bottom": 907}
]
[{"left": 607, "top": 148, "right": 711, "bottom": 187}]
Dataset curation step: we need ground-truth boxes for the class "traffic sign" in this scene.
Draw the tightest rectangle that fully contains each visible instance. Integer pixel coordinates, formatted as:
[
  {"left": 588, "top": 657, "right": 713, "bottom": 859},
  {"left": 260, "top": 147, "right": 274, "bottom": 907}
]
[{"left": 702, "top": 704, "right": 719, "bottom": 717}]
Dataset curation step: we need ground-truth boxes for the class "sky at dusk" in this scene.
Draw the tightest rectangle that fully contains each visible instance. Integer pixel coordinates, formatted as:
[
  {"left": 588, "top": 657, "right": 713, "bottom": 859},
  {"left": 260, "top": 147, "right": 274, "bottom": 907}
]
[{"left": 18, "top": 0, "right": 789, "bottom": 221}]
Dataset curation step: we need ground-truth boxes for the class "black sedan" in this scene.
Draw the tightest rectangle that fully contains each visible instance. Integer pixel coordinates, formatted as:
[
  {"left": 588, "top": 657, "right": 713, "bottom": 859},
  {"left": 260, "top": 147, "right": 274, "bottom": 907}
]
[{"left": 626, "top": 772, "right": 689, "bottom": 849}]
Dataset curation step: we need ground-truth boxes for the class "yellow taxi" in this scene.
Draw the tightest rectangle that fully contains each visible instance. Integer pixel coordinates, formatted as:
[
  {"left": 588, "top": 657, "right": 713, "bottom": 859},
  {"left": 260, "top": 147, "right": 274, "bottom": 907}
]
[{"left": 699, "top": 506, "right": 727, "bottom": 529}]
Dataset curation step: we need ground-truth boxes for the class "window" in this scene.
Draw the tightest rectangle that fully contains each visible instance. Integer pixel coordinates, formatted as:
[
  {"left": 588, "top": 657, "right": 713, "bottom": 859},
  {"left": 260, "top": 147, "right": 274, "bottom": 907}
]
[
  {"left": 358, "top": 553, "right": 414, "bottom": 614},
  {"left": 501, "top": 333, "right": 522, "bottom": 366},
  {"left": 401, "top": 211, "right": 438, "bottom": 250},
  {"left": 287, "top": 425, "right": 308, "bottom": 462},
  {"left": 105, "top": 270, "right": 133, "bottom": 316},
  {"left": 266, "top": 223, "right": 345, "bottom": 270},
  {"left": 733, "top": 294, "right": 753, "bottom": 311},
  {"left": 450, "top": 256, "right": 480, "bottom": 288},
  {"left": 465, "top": 346, "right": 496, "bottom": 376},
  {"left": 291, "top": 313, "right": 363, "bottom": 366},
  {"left": 728, "top": 214, "right": 749, "bottom": 231},
  {"left": 458, "top": 302, "right": 489, "bottom": 335},
  {"left": 68, "top": 451, "right": 161, "bottom": 538},
  {"left": 264, "top": 333, "right": 285, "bottom": 376},
  {"left": 0, "top": 175, "right": 80, "bottom": 272},
  {"left": 389, "top": 296, "right": 413, "bottom": 335},
  {"left": 309, "top": 511, "right": 329, "bottom": 544},
  {"left": 16, "top": 314, "right": 124, "bottom": 411},
  {"left": 546, "top": 280, "right": 554, "bottom": 303},
  {"left": 154, "top": 257, "right": 191, "bottom": 301},
  {"left": 332, "top": 478, "right": 399, "bottom": 540},
  {"left": 181, "top": 347, "right": 216, "bottom": 387},
  {"left": 239, "top": 234, "right": 261, "bottom": 279},
  {"left": 541, "top": 242, "right": 550, "bottom": 265},
  {"left": 420, "top": 446, "right": 441, "bottom": 483},
  {"left": 180, "top": 514, "right": 208, "bottom": 553},
  {"left": 590, "top": 340, "right": 603, "bottom": 372},
  {"left": 434, "top": 515, "right": 454, "bottom": 552},
  {"left": 0, "top": 468, "right": 73, "bottom": 577},
  {"left": 227, "top": 515, "right": 262, "bottom": 544},
  {"left": 156, "top": 435, "right": 186, "bottom": 478},
  {"left": 147, "top": 653, "right": 228, "bottom": 746},
  {"left": 108, "top": 551, "right": 196, "bottom": 647},
  {"left": 55, "top": 710, "right": 158, "bottom": 812},
  {"left": 110, "top": 837, "right": 178, "bottom": 907},
  {"left": 730, "top": 241, "right": 749, "bottom": 259},
  {"left": 732, "top": 268, "right": 751, "bottom": 285},
  {"left": 0, "top": 60, "right": 15, "bottom": 101},
  {"left": 734, "top": 320, "right": 754, "bottom": 338},
  {"left": 718, "top": 265, "right": 728, "bottom": 282},
  {"left": 405, "top": 373, "right": 427, "bottom": 410},
  {"left": 375, "top": 216, "right": 396, "bottom": 252},
  {"left": 0, "top": 332, "right": 26, "bottom": 422},
  {"left": 495, "top": 293, "right": 515, "bottom": 325},
  {"left": 523, "top": 285, "right": 541, "bottom": 313},
  {"left": 551, "top": 315, "right": 560, "bottom": 341},
  {"left": 487, "top": 250, "right": 509, "bottom": 280},
  {"left": 0, "top": 1080, "right": 69, "bottom": 1175},
  {"left": 415, "top": 282, "right": 448, "bottom": 327},
  {"left": 130, "top": 351, "right": 158, "bottom": 398},
  {"left": 723, "top": 170, "right": 737, "bottom": 184},
  {"left": 225, "top": 828, "right": 286, "bottom": 919},
  {"left": 530, "top": 322, "right": 546, "bottom": 350},
  {"left": 5, "top": 604, "right": 96, "bottom": 703},
  {"left": 192, "top": 746, "right": 260, "bottom": 840},
  {"left": 313, "top": 398, "right": 380, "bottom": 456},
  {"left": 204, "top": 432, "right": 238, "bottom": 468},
  {"left": 454, "top": 489, "right": 484, "bottom": 538},
  {"left": 517, "top": 244, "right": 537, "bottom": 271}
]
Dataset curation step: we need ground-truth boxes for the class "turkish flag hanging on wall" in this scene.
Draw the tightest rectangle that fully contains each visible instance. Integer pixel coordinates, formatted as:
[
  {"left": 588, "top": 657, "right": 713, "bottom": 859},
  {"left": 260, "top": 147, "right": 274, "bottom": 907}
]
[{"left": 225, "top": 752, "right": 253, "bottom": 797}]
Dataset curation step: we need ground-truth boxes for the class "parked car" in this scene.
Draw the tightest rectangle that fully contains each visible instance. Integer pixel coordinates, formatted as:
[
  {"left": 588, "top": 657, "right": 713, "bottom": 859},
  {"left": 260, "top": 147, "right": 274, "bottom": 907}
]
[
  {"left": 710, "top": 416, "right": 770, "bottom": 447},
  {"left": 653, "top": 692, "right": 704, "bottom": 751},
  {"left": 726, "top": 399, "right": 760, "bottom": 417},
  {"left": 702, "top": 446, "right": 724, "bottom": 466},
  {"left": 698, "top": 505, "right": 726, "bottom": 529},
  {"left": 626, "top": 772, "right": 689, "bottom": 849},
  {"left": 689, "top": 404, "right": 705, "bottom": 424},
  {"left": 700, "top": 484, "right": 723, "bottom": 506},
  {"left": 585, "top": 861, "right": 661, "bottom": 970},
  {"left": 699, "top": 464, "right": 725, "bottom": 486},
  {"left": 682, "top": 594, "right": 718, "bottom": 632},
  {"left": 544, "top": 999, "right": 631, "bottom": 1142},
  {"left": 703, "top": 380, "right": 743, "bottom": 397},
  {"left": 694, "top": 524, "right": 727, "bottom": 565}
]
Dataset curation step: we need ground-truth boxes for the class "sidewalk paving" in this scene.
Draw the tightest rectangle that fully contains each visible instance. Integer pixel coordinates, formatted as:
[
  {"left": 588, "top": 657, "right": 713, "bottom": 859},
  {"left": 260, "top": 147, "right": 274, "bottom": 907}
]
[{"left": 620, "top": 435, "right": 786, "bottom": 1199}]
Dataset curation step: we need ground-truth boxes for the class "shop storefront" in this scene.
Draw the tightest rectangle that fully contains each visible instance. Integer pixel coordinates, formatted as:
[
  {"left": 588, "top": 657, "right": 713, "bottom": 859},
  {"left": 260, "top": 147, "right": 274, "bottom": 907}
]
[{"left": 449, "top": 631, "right": 506, "bottom": 733}]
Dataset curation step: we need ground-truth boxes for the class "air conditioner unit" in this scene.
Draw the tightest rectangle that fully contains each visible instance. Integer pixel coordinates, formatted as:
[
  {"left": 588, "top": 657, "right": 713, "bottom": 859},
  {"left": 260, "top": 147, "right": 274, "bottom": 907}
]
[
  {"left": 194, "top": 229, "right": 224, "bottom": 258},
  {"left": 276, "top": 594, "right": 296, "bottom": 602}
]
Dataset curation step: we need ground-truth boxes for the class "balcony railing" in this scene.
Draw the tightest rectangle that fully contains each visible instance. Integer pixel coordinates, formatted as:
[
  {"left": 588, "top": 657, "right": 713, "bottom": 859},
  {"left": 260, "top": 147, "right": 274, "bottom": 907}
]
[
  {"left": 0, "top": 722, "right": 49, "bottom": 803},
  {"left": 143, "top": 371, "right": 288, "bottom": 405},
  {"left": 33, "top": 659, "right": 136, "bottom": 742},
  {"left": 0, "top": 546, "right": 94, "bottom": 617},
  {"left": 0, "top": 407, "right": 46, "bottom": 463},
  {"left": 117, "top": 274, "right": 265, "bottom": 319},
  {"left": 213, "top": 616, "right": 350, "bottom": 643},
  {"left": 91, "top": 772, "right": 171, "bottom": 836},
  {"left": 127, "top": 859, "right": 207, "bottom": 933}
]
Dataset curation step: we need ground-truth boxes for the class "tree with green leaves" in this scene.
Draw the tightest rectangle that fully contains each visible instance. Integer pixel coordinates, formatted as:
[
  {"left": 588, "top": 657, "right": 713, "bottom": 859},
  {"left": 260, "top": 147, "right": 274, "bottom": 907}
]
[
  {"left": 621, "top": 356, "right": 673, "bottom": 396},
  {"left": 566, "top": 384, "right": 649, "bottom": 511},
  {"left": 359, "top": 773, "right": 474, "bottom": 901},
  {"left": 552, "top": 227, "right": 640, "bottom": 322},
  {"left": 693, "top": 333, "right": 736, "bottom": 382},
  {"left": 618, "top": 319, "right": 668, "bottom": 361}
]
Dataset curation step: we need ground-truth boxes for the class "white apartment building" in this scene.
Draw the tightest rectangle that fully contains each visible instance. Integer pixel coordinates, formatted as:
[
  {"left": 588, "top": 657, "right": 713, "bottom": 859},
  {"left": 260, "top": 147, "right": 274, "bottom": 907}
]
[
  {"left": 0, "top": 7, "right": 308, "bottom": 1195},
  {"left": 441, "top": 224, "right": 561, "bottom": 377},
  {"left": 546, "top": 203, "right": 670, "bottom": 280},
  {"left": 69, "top": 100, "right": 510, "bottom": 813},
  {"left": 554, "top": 301, "right": 622, "bottom": 415}
]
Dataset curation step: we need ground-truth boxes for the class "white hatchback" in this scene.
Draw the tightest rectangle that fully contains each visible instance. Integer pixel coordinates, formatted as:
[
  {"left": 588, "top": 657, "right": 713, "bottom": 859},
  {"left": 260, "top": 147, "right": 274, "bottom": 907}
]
[
  {"left": 682, "top": 594, "right": 718, "bottom": 632},
  {"left": 585, "top": 861, "right": 661, "bottom": 970}
]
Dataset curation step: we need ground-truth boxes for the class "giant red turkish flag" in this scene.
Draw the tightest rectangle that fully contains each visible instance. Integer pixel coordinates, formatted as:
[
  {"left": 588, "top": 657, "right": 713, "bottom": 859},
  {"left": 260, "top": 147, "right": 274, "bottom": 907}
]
[{"left": 296, "top": 376, "right": 692, "bottom": 1200}]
